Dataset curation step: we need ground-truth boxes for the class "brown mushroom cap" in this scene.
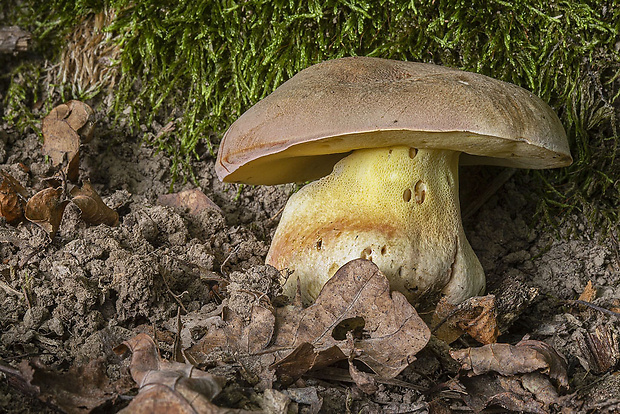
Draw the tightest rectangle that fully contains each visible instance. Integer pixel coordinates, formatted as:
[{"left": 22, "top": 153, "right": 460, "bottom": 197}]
[{"left": 216, "top": 57, "right": 571, "bottom": 185}]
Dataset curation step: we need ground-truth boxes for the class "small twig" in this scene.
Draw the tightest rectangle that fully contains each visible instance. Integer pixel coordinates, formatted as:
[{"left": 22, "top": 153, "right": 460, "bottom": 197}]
[
  {"left": 18, "top": 248, "right": 43, "bottom": 269},
  {"left": 160, "top": 252, "right": 227, "bottom": 282},
  {"left": 0, "top": 281, "right": 23, "bottom": 297},
  {"left": 565, "top": 299, "right": 620, "bottom": 319},
  {"left": 237, "top": 288, "right": 271, "bottom": 306},
  {"left": 173, "top": 307, "right": 184, "bottom": 363},
  {"left": 21, "top": 284, "right": 31, "bottom": 309},
  {"left": 307, "top": 367, "right": 426, "bottom": 391},
  {"left": 0, "top": 360, "right": 23, "bottom": 379},
  {"left": 1, "top": 351, "right": 54, "bottom": 361},
  {"left": 220, "top": 245, "right": 240, "bottom": 278},
  {"left": 160, "top": 273, "right": 188, "bottom": 314},
  {"left": 269, "top": 205, "right": 286, "bottom": 221}
]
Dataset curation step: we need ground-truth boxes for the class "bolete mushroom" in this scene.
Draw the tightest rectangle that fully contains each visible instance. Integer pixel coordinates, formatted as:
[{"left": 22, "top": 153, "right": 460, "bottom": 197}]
[{"left": 215, "top": 57, "right": 571, "bottom": 307}]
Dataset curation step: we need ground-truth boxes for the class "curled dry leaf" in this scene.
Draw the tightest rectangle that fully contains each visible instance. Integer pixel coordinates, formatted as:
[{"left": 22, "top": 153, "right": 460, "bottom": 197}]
[
  {"left": 447, "top": 372, "right": 559, "bottom": 414},
  {"left": 192, "top": 304, "right": 275, "bottom": 359},
  {"left": 41, "top": 100, "right": 94, "bottom": 182},
  {"left": 158, "top": 188, "right": 222, "bottom": 216},
  {"left": 114, "top": 333, "right": 253, "bottom": 414},
  {"left": 70, "top": 181, "right": 119, "bottom": 226},
  {"left": 449, "top": 338, "right": 569, "bottom": 413},
  {"left": 24, "top": 187, "right": 70, "bottom": 238},
  {"left": 0, "top": 170, "right": 28, "bottom": 224},
  {"left": 432, "top": 295, "right": 499, "bottom": 344},
  {"left": 450, "top": 337, "right": 569, "bottom": 391}
]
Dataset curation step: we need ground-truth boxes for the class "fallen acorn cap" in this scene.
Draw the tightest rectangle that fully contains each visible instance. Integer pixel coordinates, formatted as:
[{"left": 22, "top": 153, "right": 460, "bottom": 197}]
[{"left": 216, "top": 57, "right": 572, "bottom": 307}]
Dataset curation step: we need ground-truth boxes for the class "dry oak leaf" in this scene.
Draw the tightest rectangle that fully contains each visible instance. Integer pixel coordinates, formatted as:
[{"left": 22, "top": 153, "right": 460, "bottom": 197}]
[
  {"left": 450, "top": 337, "right": 569, "bottom": 391},
  {"left": 190, "top": 259, "right": 430, "bottom": 386},
  {"left": 191, "top": 303, "right": 275, "bottom": 358},
  {"left": 432, "top": 294, "right": 499, "bottom": 345},
  {"left": 270, "top": 258, "right": 430, "bottom": 382},
  {"left": 0, "top": 170, "right": 28, "bottom": 223},
  {"left": 41, "top": 100, "right": 94, "bottom": 182},
  {"left": 114, "top": 333, "right": 253, "bottom": 414},
  {"left": 158, "top": 188, "right": 222, "bottom": 216},
  {"left": 25, "top": 186, "right": 70, "bottom": 238},
  {"left": 70, "top": 181, "right": 119, "bottom": 226}
]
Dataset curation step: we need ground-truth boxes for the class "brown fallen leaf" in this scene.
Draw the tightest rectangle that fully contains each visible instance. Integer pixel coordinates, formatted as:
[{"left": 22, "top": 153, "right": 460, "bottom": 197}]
[
  {"left": 450, "top": 337, "right": 568, "bottom": 391},
  {"left": 432, "top": 295, "right": 499, "bottom": 344},
  {"left": 270, "top": 259, "right": 430, "bottom": 382},
  {"left": 41, "top": 100, "right": 94, "bottom": 182},
  {"left": 448, "top": 338, "right": 568, "bottom": 413},
  {"left": 0, "top": 170, "right": 28, "bottom": 224},
  {"left": 191, "top": 259, "right": 430, "bottom": 386},
  {"left": 0, "top": 358, "right": 122, "bottom": 414},
  {"left": 446, "top": 372, "right": 558, "bottom": 414},
  {"left": 24, "top": 187, "right": 70, "bottom": 238},
  {"left": 192, "top": 303, "right": 275, "bottom": 360},
  {"left": 158, "top": 188, "right": 222, "bottom": 216},
  {"left": 114, "top": 333, "right": 253, "bottom": 414},
  {"left": 70, "top": 181, "right": 119, "bottom": 226}
]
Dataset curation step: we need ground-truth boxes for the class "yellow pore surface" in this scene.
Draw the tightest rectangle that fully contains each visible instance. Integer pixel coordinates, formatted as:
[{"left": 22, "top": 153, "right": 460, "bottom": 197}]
[{"left": 267, "top": 145, "right": 484, "bottom": 306}]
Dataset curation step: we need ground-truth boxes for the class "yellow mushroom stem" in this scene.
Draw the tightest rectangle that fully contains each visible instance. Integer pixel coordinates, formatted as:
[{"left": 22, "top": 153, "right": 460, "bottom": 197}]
[{"left": 266, "top": 145, "right": 485, "bottom": 307}]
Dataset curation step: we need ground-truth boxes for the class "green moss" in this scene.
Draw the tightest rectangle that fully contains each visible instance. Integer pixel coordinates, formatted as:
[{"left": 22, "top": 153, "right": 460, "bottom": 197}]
[{"left": 2, "top": 0, "right": 620, "bottom": 230}]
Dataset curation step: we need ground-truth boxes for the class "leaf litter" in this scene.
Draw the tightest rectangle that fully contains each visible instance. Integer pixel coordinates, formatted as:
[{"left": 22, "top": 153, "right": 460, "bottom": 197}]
[
  {"left": 114, "top": 333, "right": 253, "bottom": 414},
  {"left": 189, "top": 259, "right": 430, "bottom": 389},
  {"left": 447, "top": 336, "right": 569, "bottom": 413},
  {"left": 8, "top": 101, "right": 119, "bottom": 238},
  {"left": 0, "top": 170, "right": 28, "bottom": 223},
  {"left": 1, "top": 97, "right": 620, "bottom": 413}
]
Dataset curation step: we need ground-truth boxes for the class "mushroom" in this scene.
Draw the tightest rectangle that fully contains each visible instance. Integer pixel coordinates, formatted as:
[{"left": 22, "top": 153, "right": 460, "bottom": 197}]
[{"left": 215, "top": 57, "right": 571, "bottom": 307}]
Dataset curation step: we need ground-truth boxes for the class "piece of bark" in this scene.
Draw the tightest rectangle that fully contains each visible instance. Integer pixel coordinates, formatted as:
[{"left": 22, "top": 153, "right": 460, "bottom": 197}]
[
  {"left": 432, "top": 295, "right": 499, "bottom": 344},
  {"left": 0, "top": 26, "right": 31, "bottom": 53}
]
